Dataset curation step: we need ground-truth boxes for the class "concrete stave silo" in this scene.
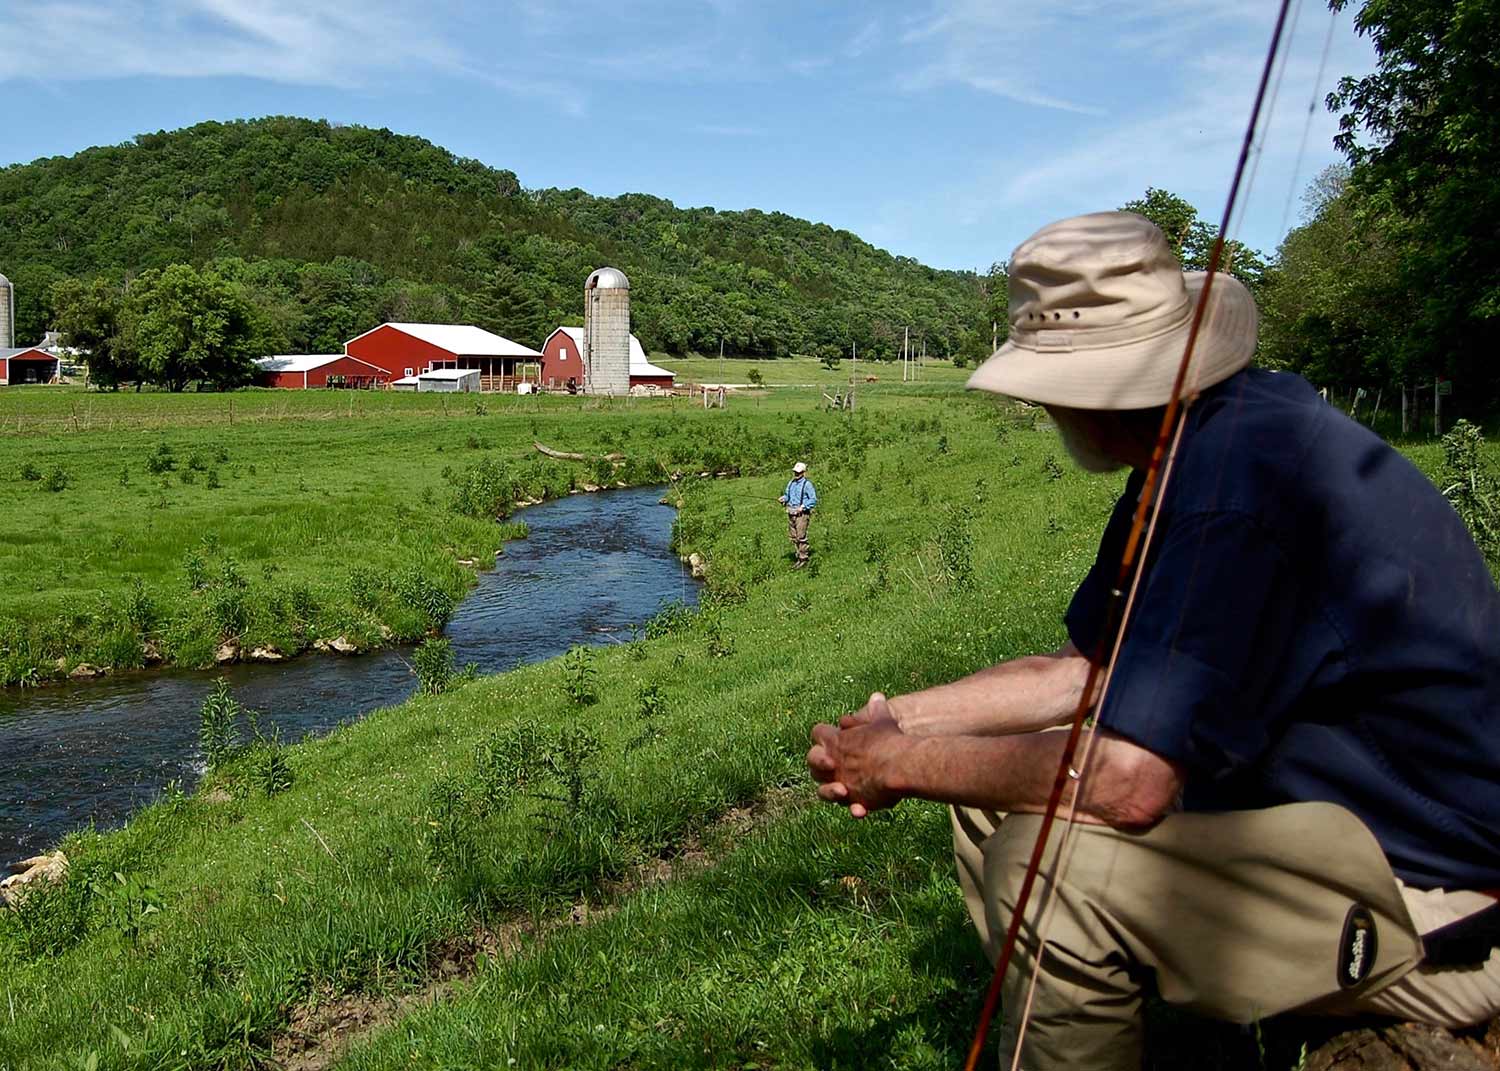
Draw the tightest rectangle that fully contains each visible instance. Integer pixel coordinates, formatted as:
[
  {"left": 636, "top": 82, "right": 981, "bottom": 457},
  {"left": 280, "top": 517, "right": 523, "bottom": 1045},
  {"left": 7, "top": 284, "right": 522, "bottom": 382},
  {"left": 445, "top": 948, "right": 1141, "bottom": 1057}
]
[
  {"left": 0, "top": 272, "right": 14, "bottom": 350},
  {"left": 583, "top": 267, "right": 630, "bottom": 396}
]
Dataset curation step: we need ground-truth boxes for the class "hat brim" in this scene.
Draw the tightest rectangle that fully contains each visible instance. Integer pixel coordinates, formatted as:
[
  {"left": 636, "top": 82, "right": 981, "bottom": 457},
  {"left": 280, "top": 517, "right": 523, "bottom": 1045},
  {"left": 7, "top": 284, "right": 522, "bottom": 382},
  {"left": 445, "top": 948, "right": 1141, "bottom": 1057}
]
[{"left": 966, "top": 272, "right": 1257, "bottom": 410}]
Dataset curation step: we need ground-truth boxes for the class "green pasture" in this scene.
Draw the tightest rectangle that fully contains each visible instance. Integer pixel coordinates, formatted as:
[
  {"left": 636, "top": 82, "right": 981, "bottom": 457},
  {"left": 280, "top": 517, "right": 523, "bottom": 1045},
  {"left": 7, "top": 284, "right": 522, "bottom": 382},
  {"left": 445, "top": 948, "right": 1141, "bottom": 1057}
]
[
  {"left": 0, "top": 387, "right": 851, "bottom": 684},
  {"left": 650, "top": 352, "right": 970, "bottom": 390}
]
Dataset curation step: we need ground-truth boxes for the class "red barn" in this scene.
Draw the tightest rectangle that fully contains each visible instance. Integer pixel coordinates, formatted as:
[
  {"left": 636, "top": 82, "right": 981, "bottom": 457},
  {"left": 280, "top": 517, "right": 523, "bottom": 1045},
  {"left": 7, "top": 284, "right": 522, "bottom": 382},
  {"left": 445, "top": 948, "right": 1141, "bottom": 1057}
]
[
  {"left": 0, "top": 347, "right": 60, "bottom": 386},
  {"left": 345, "top": 323, "right": 542, "bottom": 391},
  {"left": 255, "top": 354, "right": 392, "bottom": 389},
  {"left": 540, "top": 327, "right": 676, "bottom": 390}
]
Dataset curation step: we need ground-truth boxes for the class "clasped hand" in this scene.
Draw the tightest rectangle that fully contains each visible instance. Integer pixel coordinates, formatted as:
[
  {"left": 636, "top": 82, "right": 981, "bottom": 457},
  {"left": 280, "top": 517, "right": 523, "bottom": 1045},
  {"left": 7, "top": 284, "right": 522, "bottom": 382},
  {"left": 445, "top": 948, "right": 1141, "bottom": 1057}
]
[{"left": 806, "top": 692, "right": 909, "bottom": 818}]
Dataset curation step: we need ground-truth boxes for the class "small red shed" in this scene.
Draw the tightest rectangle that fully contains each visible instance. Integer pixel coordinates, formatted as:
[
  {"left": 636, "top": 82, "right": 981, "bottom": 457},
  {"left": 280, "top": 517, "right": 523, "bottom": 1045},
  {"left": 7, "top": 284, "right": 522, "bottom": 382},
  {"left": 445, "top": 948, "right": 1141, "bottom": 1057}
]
[
  {"left": 0, "top": 347, "right": 61, "bottom": 386},
  {"left": 255, "top": 354, "right": 392, "bottom": 389},
  {"left": 540, "top": 327, "right": 676, "bottom": 390}
]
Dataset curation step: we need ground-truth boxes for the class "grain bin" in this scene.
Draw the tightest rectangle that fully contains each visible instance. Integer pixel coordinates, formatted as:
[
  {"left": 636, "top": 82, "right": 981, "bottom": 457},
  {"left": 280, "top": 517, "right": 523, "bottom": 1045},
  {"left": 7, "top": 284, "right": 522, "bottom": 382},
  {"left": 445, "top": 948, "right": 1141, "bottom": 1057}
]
[{"left": 583, "top": 267, "right": 630, "bottom": 396}]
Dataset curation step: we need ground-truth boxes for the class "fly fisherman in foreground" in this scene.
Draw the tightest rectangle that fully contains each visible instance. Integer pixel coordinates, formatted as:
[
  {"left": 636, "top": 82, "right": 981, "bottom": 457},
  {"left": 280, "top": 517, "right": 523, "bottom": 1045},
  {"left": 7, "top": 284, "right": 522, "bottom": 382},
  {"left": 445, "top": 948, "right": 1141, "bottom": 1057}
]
[{"left": 807, "top": 212, "right": 1500, "bottom": 1070}]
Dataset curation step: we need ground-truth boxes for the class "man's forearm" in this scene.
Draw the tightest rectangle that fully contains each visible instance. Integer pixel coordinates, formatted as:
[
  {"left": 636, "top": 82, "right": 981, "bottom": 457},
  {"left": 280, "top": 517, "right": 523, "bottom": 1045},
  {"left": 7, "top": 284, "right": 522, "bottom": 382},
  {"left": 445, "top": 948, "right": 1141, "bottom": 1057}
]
[
  {"left": 887, "top": 646, "right": 1092, "bottom": 738},
  {"left": 887, "top": 730, "right": 1181, "bottom": 828}
]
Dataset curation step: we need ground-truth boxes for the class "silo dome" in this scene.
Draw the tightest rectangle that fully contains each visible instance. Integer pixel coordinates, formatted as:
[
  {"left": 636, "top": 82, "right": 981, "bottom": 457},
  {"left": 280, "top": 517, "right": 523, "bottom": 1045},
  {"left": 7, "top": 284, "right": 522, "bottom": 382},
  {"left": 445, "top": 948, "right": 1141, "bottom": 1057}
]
[{"left": 586, "top": 266, "right": 629, "bottom": 291}]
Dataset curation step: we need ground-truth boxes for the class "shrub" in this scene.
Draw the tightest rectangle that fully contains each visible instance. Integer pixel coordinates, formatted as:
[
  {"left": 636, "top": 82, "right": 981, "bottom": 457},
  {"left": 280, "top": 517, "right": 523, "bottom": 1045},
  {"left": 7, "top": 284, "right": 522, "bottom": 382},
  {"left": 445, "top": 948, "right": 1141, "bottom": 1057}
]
[
  {"left": 703, "top": 610, "right": 735, "bottom": 658},
  {"left": 41, "top": 466, "right": 70, "bottom": 492},
  {"left": 1439, "top": 419, "right": 1499, "bottom": 566},
  {"left": 937, "top": 504, "right": 976, "bottom": 592},
  {"left": 186, "top": 452, "right": 208, "bottom": 472},
  {"left": 391, "top": 567, "right": 455, "bottom": 632},
  {"left": 144, "top": 443, "right": 176, "bottom": 475},
  {"left": 205, "top": 468, "right": 221, "bottom": 490},
  {"left": 199, "top": 678, "right": 241, "bottom": 768},
  {"left": 563, "top": 645, "right": 597, "bottom": 705},
  {"left": 644, "top": 599, "right": 694, "bottom": 638},
  {"left": 245, "top": 738, "right": 294, "bottom": 796},
  {"left": 123, "top": 578, "right": 155, "bottom": 635},
  {"left": 19, "top": 461, "right": 41, "bottom": 481},
  {"left": 348, "top": 566, "right": 381, "bottom": 612},
  {"left": 0, "top": 859, "right": 106, "bottom": 960},
  {"left": 472, "top": 719, "right": 549, "bottom": 810},
  {"left": 413, "top": 637, "right": 455, "bottom": 695},
  {"left": 184, "top": 550, "right": 209, "bottom": 591},
  {"left": 747, "top": 368, "right": 764, "bottom": 387},
  {"left": 447, "top": 456, "right": 516, "bottom": 519}
]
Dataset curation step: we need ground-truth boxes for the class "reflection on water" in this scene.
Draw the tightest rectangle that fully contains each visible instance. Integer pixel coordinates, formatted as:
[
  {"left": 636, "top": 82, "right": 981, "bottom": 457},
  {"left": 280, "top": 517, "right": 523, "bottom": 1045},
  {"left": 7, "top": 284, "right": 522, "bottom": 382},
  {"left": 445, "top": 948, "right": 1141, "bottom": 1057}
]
[{"left": 0, "top": 487, "right": 695, "bottom": 859}]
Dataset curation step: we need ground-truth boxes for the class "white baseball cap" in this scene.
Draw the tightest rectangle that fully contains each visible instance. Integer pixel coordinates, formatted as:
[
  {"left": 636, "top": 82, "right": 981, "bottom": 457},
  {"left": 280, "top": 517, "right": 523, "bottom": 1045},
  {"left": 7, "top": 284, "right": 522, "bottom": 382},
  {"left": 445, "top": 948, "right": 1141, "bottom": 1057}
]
[{"left": 792, "top": 462, "right": 808, "bottom": 473}]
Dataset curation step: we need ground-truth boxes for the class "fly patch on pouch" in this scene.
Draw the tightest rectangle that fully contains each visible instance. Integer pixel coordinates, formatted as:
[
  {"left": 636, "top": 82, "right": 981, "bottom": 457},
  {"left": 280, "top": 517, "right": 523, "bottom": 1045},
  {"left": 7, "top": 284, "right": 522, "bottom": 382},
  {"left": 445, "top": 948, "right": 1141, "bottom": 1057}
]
[{"left": 1338, "top": 904, "right": 1378, "bottom": 988}]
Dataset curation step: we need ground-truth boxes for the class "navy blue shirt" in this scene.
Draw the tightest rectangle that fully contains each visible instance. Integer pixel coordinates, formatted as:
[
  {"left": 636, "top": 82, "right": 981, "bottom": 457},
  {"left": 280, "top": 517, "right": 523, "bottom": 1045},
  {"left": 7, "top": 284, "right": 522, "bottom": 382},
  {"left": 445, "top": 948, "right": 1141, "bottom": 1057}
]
[{"left": 1066, "top": 369, "right": 1500, "bottom": 890}]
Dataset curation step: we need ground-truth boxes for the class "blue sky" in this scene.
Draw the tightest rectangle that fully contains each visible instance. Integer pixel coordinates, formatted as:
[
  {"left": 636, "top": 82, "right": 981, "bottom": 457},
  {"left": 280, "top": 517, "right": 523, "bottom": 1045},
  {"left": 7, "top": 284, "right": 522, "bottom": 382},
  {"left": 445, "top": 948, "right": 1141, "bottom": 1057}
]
[{"left": 1, "top": 0, "right": 1374, "bottom": 273}]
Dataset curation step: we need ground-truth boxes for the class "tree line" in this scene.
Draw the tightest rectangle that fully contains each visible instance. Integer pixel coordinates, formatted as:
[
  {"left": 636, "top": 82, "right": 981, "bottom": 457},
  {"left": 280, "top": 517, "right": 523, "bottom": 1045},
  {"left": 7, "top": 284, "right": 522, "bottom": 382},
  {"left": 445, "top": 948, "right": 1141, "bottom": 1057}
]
[{"left": 0, "top": 117, "right": 990, "bottom": 372}]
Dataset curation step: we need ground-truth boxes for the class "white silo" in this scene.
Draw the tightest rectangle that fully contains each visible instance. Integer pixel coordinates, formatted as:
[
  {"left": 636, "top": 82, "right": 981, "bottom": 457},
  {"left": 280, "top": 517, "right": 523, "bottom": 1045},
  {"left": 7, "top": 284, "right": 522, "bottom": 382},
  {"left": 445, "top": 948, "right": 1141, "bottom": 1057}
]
[
  {"left": 583, "top": 266, "right": 630, "bottom": 396},
  {"left": 0, "top": 272, "right": 13, "bottom": 350}
]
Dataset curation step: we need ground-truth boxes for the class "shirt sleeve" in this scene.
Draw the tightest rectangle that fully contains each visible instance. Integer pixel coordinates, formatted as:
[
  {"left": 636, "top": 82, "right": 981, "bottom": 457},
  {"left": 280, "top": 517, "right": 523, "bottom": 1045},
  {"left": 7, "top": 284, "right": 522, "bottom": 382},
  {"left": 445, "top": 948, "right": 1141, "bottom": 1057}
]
[
  {"left": 804, "top": 482, "right": 817, "bottom": 510},
  {"left": 1089, "top": 508, "right": 1302, "bottom": 781}
]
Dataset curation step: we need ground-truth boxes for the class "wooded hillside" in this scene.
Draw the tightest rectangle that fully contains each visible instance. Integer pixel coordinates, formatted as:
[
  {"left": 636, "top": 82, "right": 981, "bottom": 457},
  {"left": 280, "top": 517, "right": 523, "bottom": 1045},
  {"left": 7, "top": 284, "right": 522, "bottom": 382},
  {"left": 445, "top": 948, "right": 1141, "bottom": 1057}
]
[{"left": 0, "top": 117, "right": 989, "bottom": 361}]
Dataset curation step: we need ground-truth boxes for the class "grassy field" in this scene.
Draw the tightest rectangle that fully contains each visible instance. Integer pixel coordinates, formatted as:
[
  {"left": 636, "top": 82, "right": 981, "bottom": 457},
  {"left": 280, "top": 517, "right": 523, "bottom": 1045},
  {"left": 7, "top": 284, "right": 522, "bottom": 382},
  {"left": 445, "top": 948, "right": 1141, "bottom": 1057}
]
[
  {"left": 651, "top": 353, "right": 969, "bottom": 390},
  {"left": 0, "top": 385, "right": 887, "bottom": 684},
  {"left": 0, "top": 380, "right": 1494, "bottom": 1071}
]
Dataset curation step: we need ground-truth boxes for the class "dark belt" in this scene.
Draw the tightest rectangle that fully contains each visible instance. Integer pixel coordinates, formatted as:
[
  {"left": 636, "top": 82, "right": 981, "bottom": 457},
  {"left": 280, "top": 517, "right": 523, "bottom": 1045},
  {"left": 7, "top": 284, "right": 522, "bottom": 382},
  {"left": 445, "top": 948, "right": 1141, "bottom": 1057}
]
[{"left": 1421, "top": 895, "right": 1500, "bottom": 968}]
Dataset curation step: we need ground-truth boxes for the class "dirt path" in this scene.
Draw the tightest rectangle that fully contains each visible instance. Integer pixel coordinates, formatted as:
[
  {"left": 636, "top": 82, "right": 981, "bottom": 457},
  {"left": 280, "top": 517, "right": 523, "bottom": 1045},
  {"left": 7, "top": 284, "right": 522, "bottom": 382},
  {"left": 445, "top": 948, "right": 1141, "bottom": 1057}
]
[{"left": 270, "top": 787, "right": 802, "bottom": 1071}]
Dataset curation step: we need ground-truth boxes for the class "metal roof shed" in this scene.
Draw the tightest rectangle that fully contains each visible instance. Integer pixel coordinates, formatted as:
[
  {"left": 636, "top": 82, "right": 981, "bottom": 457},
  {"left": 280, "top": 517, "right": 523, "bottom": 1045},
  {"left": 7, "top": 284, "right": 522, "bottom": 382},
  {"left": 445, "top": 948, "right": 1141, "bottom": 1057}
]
[{"left": 416, "top": 368, "right": 481, "bottom": 393}]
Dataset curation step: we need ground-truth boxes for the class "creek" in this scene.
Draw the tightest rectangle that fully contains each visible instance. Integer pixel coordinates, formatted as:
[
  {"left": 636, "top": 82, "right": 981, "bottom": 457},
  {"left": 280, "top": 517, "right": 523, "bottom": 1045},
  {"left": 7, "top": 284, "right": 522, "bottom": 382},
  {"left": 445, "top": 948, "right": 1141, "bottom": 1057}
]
[{"left": 0, "top": 486, "right": 696, "bottom": 860}]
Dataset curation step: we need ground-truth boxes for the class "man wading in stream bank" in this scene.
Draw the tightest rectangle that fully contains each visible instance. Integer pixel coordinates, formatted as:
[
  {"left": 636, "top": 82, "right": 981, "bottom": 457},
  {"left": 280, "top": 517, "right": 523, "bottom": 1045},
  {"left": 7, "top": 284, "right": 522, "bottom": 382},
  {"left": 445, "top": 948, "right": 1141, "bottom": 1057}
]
[
  {"left": 806, "top": 212, "right": 1500, "bottom": 1070},
  {"left": 780, "top": 461, "right": 817, "bottom": 568}
]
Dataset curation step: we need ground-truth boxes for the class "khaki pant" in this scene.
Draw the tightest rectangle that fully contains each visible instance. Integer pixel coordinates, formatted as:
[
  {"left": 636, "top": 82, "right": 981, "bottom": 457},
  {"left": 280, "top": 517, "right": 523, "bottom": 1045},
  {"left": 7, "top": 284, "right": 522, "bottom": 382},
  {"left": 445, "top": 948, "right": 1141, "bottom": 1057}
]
[
  {"left": 787, "top": 510, "right": 811, "bottom": 562},
  {"left": 952, "top": 804, "right": 1500, "bottom": 1071}
]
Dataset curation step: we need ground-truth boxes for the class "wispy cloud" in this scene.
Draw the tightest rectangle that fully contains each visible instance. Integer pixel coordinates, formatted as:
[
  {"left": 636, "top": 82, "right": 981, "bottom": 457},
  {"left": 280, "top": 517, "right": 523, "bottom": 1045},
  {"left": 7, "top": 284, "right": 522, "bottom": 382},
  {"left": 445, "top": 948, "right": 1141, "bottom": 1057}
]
[
  {"left": 0, "top": 0, "right": 576, "bottom": 110},
  {"left": 896, "top": 0, "right": 1265, "bottom": 116}
]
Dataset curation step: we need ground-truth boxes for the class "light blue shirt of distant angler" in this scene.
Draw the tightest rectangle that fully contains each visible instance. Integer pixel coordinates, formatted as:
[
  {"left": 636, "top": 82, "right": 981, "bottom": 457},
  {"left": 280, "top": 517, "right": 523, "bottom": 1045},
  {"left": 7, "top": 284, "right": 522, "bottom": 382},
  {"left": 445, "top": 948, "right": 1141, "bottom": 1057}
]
[{"left": 783, "top": 475, "right": 817, "bottom": 513}]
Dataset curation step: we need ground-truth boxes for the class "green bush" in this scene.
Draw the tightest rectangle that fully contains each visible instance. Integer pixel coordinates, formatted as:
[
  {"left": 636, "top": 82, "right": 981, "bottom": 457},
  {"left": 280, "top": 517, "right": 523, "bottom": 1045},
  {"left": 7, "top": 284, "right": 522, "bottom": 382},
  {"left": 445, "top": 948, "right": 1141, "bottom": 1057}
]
[
  {"left": 19, "top": 460, "right": 41, "bottom": 481},
  {"left": 391, "top": 567, "right": 455, "bottom": 633},
  {"left": 144, "top": 443, "right": 176, "bottom": 474},
  {"left": 563, "top": 645, "right": 597, "bottom": 705},
  {"left": 413, "top": 637, "right": 455, "bottom": 695},
  {"left": 198, "top": 678, "right": 241, "bottom": 769},
  {"left": 41, "top": 465, "right": 70, "bottom": 492},
  {"left": 1440, "top": 420, "right": 1499, "bottom": 566}
]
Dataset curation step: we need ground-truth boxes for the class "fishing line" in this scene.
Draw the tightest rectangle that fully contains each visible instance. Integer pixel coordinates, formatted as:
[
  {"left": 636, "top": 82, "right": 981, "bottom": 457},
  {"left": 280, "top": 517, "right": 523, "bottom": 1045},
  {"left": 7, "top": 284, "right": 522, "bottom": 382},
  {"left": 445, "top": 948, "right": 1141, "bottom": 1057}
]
[
  {"left": 1277, "top": 7, "right": 1342, "bottom": 243},
  {"left": 1231, "top": 0, "right": 1305, "bottom": 249}
]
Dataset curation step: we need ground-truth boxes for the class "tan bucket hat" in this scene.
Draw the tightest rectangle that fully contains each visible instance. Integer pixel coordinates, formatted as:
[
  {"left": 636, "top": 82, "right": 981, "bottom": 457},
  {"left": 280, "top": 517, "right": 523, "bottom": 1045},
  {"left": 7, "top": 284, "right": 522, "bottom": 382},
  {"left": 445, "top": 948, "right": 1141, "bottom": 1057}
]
[{"left": 967, "top": 211, "right": 1257, "bottom": 410}]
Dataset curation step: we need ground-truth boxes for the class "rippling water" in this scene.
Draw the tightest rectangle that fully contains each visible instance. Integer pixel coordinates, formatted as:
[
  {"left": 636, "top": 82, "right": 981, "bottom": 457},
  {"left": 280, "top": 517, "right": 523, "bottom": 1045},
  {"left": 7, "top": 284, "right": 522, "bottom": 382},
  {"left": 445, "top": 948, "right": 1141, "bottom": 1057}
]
[{"left": 0, "top": 487, "right": 696, "bottom": 859}]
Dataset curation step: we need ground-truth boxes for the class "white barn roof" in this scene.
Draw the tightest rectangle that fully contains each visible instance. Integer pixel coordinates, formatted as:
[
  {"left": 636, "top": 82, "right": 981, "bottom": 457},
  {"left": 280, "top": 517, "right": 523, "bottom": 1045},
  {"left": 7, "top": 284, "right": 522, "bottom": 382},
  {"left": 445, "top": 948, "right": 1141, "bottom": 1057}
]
[
  {"left": 418, "top": 368, "right": 481, "bottom": 381},
  {"left": 353, "top": 323, "right": 542, "bottom": 358},
  {"left": 551, "top": 327, "right": 676, "bottom": 379},
  {"left": 256, "top": 354, "right": 346, "bottom": 373}
]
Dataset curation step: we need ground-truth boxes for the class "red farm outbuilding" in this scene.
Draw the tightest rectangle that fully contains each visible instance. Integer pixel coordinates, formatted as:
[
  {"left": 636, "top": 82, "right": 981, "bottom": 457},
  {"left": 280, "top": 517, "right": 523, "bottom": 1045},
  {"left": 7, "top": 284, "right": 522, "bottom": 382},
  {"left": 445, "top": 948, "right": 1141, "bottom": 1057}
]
[
  {"left": 0, "top": 347, "right": 61, "bottom": 386},
  {"left": 540, "top": 327, "right": 676, "bottom": 391},
  {"left": 255, "top": 354, "right": 392, "bottom": 389},
  {"left": 345, "top": 323, "right": 542, "bottom": 392}
]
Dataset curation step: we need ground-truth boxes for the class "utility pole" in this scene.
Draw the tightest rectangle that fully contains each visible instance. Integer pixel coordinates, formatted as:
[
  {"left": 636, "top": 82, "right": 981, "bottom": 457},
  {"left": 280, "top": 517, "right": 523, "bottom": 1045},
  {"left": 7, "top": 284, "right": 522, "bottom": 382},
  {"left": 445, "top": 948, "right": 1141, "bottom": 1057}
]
[
  {"left": 850, "top": 341, "right": 857, "bottom": 410},
  {"left": 718, "top": 337, "right": 724, "bottom": 385}
]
